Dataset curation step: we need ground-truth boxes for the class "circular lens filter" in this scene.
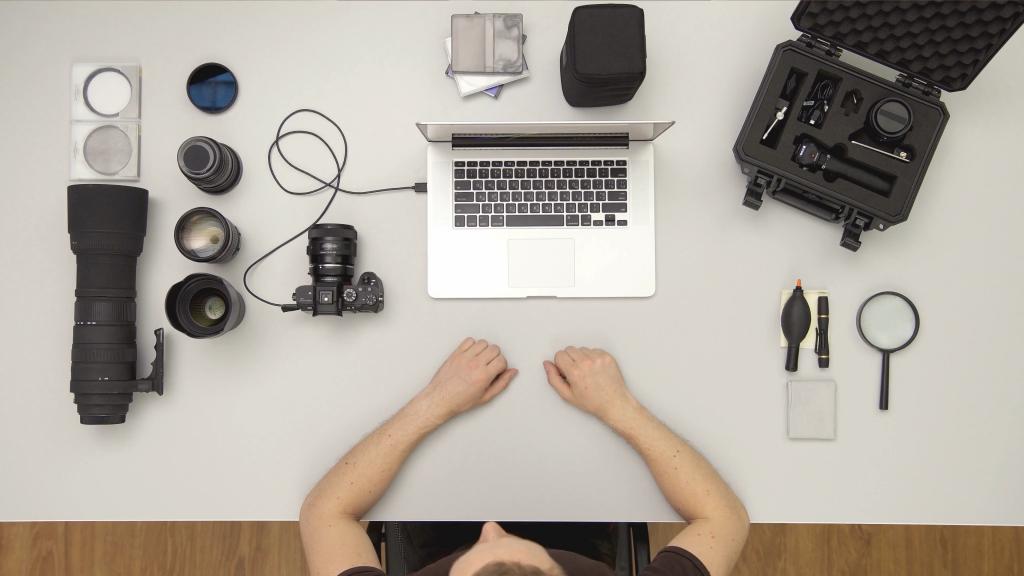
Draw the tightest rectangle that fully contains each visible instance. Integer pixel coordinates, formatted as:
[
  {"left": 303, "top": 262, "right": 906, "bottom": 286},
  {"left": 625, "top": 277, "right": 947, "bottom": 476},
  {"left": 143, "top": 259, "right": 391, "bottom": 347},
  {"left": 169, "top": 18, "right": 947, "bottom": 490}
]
[
  {"left": 83, "top": 68, "right": 133, "bottom": 117},
  {"left": 187, "top": 62, "right": 238, "bottom": 113},
  {"left": 83, "top": 124, "right": 133, "bottom": 175}
]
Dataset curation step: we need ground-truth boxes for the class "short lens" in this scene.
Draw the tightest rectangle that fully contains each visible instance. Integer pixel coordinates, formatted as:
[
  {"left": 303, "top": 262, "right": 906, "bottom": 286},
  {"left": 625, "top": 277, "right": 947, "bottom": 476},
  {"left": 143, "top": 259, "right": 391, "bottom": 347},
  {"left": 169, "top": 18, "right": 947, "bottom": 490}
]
[
  {"left": 174, "top": 207, "right": 240, "bottom": 263},
  {"left": 177, "top": 136, "right": 243, "bottom": 194},
  {"left": 307, "top": 224, "right": 357, "bottom": 285},
  {"left": 166, "top": 273, "right": 245, "bottom": 338},
  {"left": 868, "top": 98, "right": 913, "bottom": 142}
]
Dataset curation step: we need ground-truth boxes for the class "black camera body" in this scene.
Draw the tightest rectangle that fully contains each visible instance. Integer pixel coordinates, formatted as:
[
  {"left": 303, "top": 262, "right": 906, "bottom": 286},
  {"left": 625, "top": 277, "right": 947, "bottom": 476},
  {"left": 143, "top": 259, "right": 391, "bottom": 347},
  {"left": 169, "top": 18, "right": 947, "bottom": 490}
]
[
  {"left": 282, "top": 223, "right": 384, "bottom": 316},
  {"left": 291, "top": 272, "right": 384, "bottom": 315}
]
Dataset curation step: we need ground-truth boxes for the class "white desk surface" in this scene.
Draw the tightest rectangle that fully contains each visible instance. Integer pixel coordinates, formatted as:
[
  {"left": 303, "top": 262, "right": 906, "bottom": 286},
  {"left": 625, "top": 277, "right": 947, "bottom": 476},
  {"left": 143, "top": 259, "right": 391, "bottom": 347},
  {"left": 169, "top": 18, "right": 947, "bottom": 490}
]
[{"left": 1, "top": 1, "right": 1022, "bottom": 525}]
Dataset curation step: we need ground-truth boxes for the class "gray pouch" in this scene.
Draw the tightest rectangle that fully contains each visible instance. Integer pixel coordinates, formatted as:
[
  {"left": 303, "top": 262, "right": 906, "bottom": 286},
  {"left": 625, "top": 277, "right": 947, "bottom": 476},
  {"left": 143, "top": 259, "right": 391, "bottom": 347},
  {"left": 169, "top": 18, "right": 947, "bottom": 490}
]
[{"left": 451, "top": 13, "right": 524, "bottom": 74}]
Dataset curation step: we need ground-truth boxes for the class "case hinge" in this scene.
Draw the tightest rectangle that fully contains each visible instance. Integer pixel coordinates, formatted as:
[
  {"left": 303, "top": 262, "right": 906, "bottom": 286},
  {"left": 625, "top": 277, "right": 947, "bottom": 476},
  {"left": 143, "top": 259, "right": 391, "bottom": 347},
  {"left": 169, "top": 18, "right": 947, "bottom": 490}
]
[
  {"left": 896, "top": 74, "right": 941, "bottom": 99},
  {"left": 799, "top": 34, "right": 842, "bottom": 58}
]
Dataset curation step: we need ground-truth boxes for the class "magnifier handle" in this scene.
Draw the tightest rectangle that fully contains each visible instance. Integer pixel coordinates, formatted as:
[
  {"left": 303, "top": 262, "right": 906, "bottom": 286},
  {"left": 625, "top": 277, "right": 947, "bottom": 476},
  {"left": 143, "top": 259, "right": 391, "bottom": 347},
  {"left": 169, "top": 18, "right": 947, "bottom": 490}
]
[{"left": 879, "top": 351, "right": 890, "bottom": 411}]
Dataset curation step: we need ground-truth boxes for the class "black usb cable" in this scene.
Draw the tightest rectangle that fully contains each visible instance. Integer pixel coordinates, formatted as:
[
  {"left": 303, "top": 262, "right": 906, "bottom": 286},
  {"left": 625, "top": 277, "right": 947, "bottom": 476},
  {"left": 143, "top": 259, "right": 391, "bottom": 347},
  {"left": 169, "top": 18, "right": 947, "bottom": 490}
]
[{"left": 243, "top": 108, "right": 426, "bottom": 307}]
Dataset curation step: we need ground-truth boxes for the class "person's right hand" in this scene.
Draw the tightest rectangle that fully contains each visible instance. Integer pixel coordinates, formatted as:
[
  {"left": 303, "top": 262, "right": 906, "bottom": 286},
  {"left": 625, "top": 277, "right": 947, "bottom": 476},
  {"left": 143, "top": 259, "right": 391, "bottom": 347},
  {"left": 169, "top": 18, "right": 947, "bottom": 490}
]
[
  {"left": 416, "top": 338, "right": 517, "bottom": 423},
  {"left": 543, "top": 347, "right": 636, "bottom": 422}
]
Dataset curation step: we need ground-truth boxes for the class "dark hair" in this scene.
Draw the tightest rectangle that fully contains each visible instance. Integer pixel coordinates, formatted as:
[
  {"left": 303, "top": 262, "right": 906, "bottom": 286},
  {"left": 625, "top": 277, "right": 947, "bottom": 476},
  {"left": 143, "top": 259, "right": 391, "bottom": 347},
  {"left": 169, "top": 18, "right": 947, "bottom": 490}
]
[{"left": 473, "top": 561, "right": 565, "bottom": 576}]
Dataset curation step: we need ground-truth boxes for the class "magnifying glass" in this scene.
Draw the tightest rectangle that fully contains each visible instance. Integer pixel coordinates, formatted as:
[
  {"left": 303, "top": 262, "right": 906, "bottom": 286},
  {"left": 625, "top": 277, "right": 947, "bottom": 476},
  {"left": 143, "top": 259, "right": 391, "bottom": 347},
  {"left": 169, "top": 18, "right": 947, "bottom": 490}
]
[{"left": 856, "top": 291, "right": 920, "bottom": 411}]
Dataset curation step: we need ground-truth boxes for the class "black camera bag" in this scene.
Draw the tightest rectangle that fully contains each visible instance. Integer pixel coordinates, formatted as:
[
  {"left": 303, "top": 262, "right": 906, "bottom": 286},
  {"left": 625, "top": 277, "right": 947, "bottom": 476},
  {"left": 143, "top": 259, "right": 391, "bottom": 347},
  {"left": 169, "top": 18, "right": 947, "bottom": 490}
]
[{"left": 560, "top": 3, "right": 647, "bottom": 107}]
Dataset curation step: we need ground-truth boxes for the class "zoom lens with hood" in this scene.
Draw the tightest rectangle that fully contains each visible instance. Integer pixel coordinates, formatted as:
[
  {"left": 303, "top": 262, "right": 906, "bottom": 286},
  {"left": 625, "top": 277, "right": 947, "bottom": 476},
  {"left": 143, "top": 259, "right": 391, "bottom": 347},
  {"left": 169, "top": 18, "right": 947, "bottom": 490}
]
[{"left": 67, "top": 184, "right": 164, "bottom": 425}]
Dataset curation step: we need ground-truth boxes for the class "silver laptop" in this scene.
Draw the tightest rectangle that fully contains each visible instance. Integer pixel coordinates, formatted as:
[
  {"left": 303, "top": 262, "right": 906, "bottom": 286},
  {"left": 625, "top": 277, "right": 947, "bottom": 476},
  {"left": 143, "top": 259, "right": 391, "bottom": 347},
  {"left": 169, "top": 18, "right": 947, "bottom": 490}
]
[{"left": 417, "top": 121, "right": 674, "bottom": 298}]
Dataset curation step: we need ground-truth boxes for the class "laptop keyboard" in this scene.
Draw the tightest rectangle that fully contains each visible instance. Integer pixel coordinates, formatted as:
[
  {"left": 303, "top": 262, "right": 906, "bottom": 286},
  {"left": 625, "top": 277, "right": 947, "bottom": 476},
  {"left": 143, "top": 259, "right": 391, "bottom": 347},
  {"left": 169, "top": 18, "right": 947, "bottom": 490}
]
[{"left": 452, "top": 159, "right": 629, "bottom": 228}]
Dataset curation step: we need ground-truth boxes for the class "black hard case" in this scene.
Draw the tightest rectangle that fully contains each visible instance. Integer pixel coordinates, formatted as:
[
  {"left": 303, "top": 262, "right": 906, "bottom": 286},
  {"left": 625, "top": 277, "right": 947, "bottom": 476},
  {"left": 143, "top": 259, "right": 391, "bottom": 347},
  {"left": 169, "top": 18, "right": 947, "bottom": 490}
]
[
  {"left": 560, "top": 4, "right": 647, "bottom": 107},
  {"left": 733, "top": 1, "right": 1024, "bottom": 251}
]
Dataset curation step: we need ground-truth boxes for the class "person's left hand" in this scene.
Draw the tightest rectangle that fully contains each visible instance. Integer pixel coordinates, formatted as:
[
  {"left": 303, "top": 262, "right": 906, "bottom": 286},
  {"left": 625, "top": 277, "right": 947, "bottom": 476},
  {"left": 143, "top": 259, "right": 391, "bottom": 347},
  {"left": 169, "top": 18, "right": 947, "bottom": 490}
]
[{"left": 415, "top": 338, "right": 518, "bottom": 422}]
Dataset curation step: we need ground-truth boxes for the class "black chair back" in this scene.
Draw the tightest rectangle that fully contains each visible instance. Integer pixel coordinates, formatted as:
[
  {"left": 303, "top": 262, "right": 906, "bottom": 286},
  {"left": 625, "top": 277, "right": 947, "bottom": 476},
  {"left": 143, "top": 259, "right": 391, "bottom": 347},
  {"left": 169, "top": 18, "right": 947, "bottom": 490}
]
[{"left": 367, "top": 521, "right": 650, "bottom": 576}]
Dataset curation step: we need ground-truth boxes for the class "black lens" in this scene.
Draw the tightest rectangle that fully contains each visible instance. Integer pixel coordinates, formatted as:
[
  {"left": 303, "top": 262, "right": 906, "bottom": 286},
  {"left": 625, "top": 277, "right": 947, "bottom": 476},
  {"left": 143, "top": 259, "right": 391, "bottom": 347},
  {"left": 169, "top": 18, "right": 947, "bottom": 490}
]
[
  {"left": 186, "top": 62, "right": 238, "bottom": 113},
  {"left": 68, "top": 184, "right": 163, "bottom": 425},
  {"left": 166, "top": 274, "right": 245, "bottom": 338},
  {"left": 174, "top": 207, "right": 241, "bottom": 263},
  {"left": 868, "top": 98, "right": 913, "bottom": 142},
  {"left": 307, "top": 223, "right": 357, "bottom": 285},
  {"left": 177, "top": 136, "right": 243, "bottom": 194}
]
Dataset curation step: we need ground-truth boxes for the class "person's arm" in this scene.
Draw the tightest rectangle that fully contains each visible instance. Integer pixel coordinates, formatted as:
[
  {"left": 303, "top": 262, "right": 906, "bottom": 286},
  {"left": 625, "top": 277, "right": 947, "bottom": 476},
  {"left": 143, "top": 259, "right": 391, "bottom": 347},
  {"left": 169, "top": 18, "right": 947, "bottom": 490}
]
[
  {"left": 300, "top": 338, "right": 518, "bottom": 576},
  {"left": 543, "top": 347, "right": 749, "bottom": 576}
]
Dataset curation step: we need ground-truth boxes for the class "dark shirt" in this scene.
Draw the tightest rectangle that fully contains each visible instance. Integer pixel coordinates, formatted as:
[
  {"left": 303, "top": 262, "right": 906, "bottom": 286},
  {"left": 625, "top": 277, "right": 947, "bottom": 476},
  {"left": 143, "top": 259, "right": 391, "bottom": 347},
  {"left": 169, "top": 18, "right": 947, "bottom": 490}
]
[{"left": 338, "top": 545, "right": 709, "bottom": 576}]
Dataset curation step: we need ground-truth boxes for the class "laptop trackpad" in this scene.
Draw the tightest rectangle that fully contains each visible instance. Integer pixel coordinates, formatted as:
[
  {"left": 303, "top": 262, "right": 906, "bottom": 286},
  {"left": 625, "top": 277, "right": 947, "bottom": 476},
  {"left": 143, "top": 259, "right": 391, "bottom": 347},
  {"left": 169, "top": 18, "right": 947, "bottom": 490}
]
[{"left": 508, "top": 239, "right": 575, "bottom": 289}]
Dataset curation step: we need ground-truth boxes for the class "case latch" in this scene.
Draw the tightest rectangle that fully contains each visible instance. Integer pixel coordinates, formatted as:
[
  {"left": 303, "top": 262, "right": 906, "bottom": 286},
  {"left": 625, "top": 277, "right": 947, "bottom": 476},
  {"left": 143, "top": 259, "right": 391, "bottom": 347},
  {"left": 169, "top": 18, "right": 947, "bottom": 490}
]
[
  {"left": 799, "top": 34, "right": 842, "bottom": 58},
  {"left": 896, "top": 74, "right": 941, "bottom": 99},
  {"left": 840, "top": 214, "right": 871, "bottom": 252},
  {"left": 742, "top": 170, "right": 775, "bottom": 210}
]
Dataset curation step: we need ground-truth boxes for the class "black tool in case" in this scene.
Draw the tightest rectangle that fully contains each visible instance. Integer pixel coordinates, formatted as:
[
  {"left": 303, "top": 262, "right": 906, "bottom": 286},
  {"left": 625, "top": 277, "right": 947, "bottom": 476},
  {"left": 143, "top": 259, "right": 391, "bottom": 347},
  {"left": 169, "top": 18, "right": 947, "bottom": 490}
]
[
  {"left": 733, "top": 1, "right": 1024, "bottom": 251},
  {"left": 560, "top": 4, "right": 646, "bottom": 107}
]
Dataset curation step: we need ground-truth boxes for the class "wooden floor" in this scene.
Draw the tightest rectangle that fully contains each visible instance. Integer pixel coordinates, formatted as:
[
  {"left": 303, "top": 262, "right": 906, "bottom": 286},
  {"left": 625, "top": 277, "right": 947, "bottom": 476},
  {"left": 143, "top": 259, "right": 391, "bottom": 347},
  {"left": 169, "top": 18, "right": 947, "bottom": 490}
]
[{"left": 1, "top": 521, "right": 1021, "bottom": 575}]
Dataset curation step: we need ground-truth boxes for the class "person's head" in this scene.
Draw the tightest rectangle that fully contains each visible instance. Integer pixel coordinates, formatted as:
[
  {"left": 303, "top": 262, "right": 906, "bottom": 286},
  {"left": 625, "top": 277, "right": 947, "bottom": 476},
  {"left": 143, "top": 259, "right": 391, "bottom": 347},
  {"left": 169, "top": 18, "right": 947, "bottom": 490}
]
[{"left": 450, "top": 522, "right": 566, "bottom": 576}]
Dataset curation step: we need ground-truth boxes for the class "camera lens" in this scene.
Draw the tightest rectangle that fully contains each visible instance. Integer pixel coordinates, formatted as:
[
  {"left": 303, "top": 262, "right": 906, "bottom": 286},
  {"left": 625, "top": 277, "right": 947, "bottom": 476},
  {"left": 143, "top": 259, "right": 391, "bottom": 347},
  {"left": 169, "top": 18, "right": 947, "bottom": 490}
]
[
  {"left": 68, "top": 184, "right": 163, "bottom": 425},
  {"left": 174, "top": 207, "right": 240, "bottom": 263},
  {"left": 307, "top": 223, "right": 357, "bottom": 285},
  {"left": 166, "top": 273, "right": 245, "bottom": 338},
  {"left": 177, "top": 136, "right": 243, "bottom": 194},
  {"left": 868, "top": 98, "right": 913, "bottom": 142}
]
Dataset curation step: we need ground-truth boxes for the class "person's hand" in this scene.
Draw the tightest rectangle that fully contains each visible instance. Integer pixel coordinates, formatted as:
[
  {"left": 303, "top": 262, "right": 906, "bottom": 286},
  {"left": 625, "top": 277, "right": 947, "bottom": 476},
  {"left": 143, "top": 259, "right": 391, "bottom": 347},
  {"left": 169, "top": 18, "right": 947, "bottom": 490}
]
[
  {"left": 543, "top": 347, "right": 636, "bottom": 422},
  {"left": 416, "top": 338, "right": 518, "bottom": 422}
]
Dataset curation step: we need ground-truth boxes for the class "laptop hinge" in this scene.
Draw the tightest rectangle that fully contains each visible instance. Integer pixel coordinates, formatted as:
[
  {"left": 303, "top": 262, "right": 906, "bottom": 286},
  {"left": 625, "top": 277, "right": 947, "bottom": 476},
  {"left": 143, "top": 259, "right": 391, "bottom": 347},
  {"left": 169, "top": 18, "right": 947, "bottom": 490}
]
[{"left": 452, "top": 132, "right": 629, "bottom": 150}]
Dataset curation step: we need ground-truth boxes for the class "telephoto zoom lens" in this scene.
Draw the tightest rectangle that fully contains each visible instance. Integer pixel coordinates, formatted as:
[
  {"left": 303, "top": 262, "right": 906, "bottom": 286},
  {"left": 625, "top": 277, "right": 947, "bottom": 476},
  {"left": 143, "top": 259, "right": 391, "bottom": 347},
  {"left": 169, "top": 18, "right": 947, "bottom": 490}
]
[
  {"left": 68, "top": 184, "right": 164, "bottom": 425},
  {"left": 166, "top": 273, "right": 245, "bottom": 338},
  {"left": 177, "top": 136, "right": 243, "bottom": 194},
  {"left": 174, "top": 207, "right": 240, "bottom": 263},
  {"left": 308, "top": 223, "right": 357, "bottom": 285}
]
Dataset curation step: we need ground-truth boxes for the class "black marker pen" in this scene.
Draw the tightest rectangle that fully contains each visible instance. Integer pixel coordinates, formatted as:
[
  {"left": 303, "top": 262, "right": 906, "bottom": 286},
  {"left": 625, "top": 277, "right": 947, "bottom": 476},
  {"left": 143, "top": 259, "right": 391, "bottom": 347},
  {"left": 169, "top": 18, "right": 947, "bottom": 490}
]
[{"left": 815, "top": 295, "right": 830, "bottom": 368}]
